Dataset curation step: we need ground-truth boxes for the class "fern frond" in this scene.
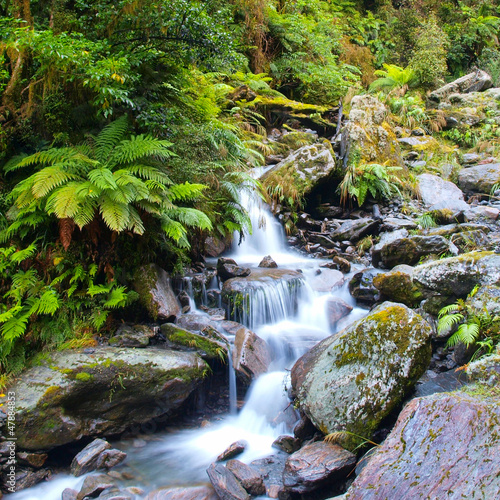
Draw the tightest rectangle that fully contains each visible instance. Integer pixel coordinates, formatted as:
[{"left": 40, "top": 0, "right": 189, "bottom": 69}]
[
  {"left": 446, "top": 321, "right": 480, "bottom": 348},
  {"left": 126, "top": 165, "right": 172, "bottom": 185},
  {"left": 88, "top": 168, "right": 118, "bottom": 190},
  {"left": 46, "top": 183, "right": 82, "bottom": 219},
  {"left": 73, "top": 199, "right": 97, "bottom": 229},
  {"left": 37, "top": 290, "right": 60, "bottom": 315},
  {"left": 438, "top": 304, "right": 460, "bottom": 317},
  {"left": 99, "top": 197, "right": 130, "bottom": 232},
  {"left": 30, "top": 165, "right": 80, "bottom": 198},
  {"left": 160, "top": 215, "right": 189, "bottom": 245},
  {"left": 166, "top": 207, "right": 212, "bottom": 231},
  {"left": 9, "top": 244, "right": 37, "bottom": 264},
  {"left": 168, "top": 182, "right": 207, "bottom": 201},
  {"left": 103, "top": 286, "right": 129, "bottom": 308},
  {"left": 95, "top": 115, "right": 129, "bottom": 163},
  {"left": 437, "top": 313, "right": 464, "bottom": 334},
  {"left": 108, "top": 136, "right": 175, "bottom": 167}
]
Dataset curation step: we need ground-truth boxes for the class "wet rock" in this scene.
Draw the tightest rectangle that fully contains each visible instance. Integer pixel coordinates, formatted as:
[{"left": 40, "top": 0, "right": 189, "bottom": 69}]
[
  {"left": 233, "top": 325, "right": 271, "bottom": 385},
  {"left": 429, "top": 69, "right": 492, "bottom": 103},
  {"left": 217, "top": 440, "right": 247, "bottom": 462},
  {"left": 76, "top": 474, "right": 114, "bottom": 500},
  {"left": 325, "top": 298, "right": 353, "bottom": 328},
  {"left": 205, "top": 236, "right": 230, "bottom": 258},
  {"left": 16, "top": 451, "right": 47, "bottom": 468},
  {"left": 292, "top": 302, "right": 432, "bottom": 443},
  {"left": 345, "top": 391, "right": 500, "bottom": 499},
  {"left": 308, "top": 232, "right": 336, "bottom": 249},
  {"left": 226, "top": 460, "right": 266, "bottom": 496},
  {"left": 458, "top": 163, "right": 500, "bottom": 194},
  {"left": 272, "top": 435, "right": 301, "bottom": 454},
  {"left": 261, "top": 143, "right": 340, "bottom": 201},
  {"left": 413, "top": 251, "right": 500, "bottom": 298},
  {"left": 6, "top": 348, "right": 208, "bottom": 451},
  {"left": 332, "top": 256, "right": 351, "bottom": 273},
  {"left": 144, "top": 485, "right": 219, "bottom": 500},
  {"left": 13, "top": 469, "right": 51, "bottom": 491},
  {"left": 417, "top": 173, "right": 468, "bottom": 211},
  {"left": 381, "top": 217, "right": 418, "bottom": 231},
  {"left": 258, "top": 255, "right": 278, "bottom": 268},
  {"left": 250, "top": 453, "right": 288, "bottom": 499},
  {"left": 308, "top": 268, "right": 344, "bottom": 292},
  {"left": 217, "top": 258, "right": 251, "bottom": 282},
  {"left": 133, "top": 264, "right": 180, "bottom": 321},
  {"left": 62, "top": 488, "right": 78, "bottom": 500},
  {"left": 467, "top": 353, "right": 500, "bottom": 386},
  {"left": 372, "top": 265, "right": 423, "bottom": 307},
  {"left": 283, "top": 442, "right": 356, "bottom": 494},
  {"left": 348, "top": 268, "right": 383, "bottom": 304},
  {"left": 160, "top": 323, "right": 228, "bottom": 361},
  {"left": 331, "top": 218, "right": 380, "bottom": 243},
  {"left": 97, "top": 490, "right": 135, "bottom": 500},
  {"left": 95, "top": 449, "right": 127, "bottom": 470},
  {"left": 206, "top": 463, "right": 250, "bottom": 500},
  {"left": 373, "top": 234, "right": 450, "bottom": 268},
  {"left": 293, "top": 415, "right": 317, "bottom": 440},
  {"left": 71, "top": 439, "right": 112, "bottom": 477},
  {"left": 109, "top": 324, "right": 155, "bottom": 348}
]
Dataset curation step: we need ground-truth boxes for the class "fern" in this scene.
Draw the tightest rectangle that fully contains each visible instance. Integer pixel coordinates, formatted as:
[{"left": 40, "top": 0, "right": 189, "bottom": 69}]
[{"left": 94, "top": 114, "right": 129, "bottom": 163}]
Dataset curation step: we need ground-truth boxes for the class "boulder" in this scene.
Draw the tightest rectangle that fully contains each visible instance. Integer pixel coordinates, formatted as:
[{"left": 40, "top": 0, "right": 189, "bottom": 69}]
[
  {"left": 16, "top": 451, "right": 48, "bottom": 468},
  {"left": 272, "top": 435, "right": 301, "bottom": 454},
  {"left": 381, "top": 217, "right": 417, "bottom": 231},
  {"left": 325, "top": 298, "right": 353, "bottom": 328},
  {"left": 413, "top": 251, "right": 500, "bottom": 298},
  {"left": 308, "top": 269, "right": 344, "bottom": 292},
  {"left": 283, "top": 442, "right": 356, "bottom": 494},
  {"left": 232, "top": 325, "right": 271, "bottom": 384},
  {"left": 372, "top": 265, "right": 423, "bottom": 307},
  {"left": 258, "top": 255, "right": 278, "bottom": 268},
  {"left": 133, "top": 264, "right": 180, "bottom": 321},
  {"left": 342, "top": 95, "right": 401, "bottom": 165},
  {"left": 292, "top": 302, "right": 432, "bottom": 444},
  {"left": 348, "top": 268, "right": 383, "bottom": 304},
  {"left": 429, "top": 70, "right": 492, "bottom": 103},
  {"left": 62, "top": 488, "right": 78, "bottom": 500},
  {"left": 76, "top": 474, "right": 114, "bottom": 500},
  {"left": 467, "top": 285, "right": 500, "bottom": 317},
  {"left": 330, "top": 218, "right": 380, "bottom": 243},
  {"left": 226, "top": 460, "right": 266, "bottom": 496},
  {"left": 3, "top": 347, "right": 208, "bottom": 450},
  {"left": 261, "top": 143, "right": 340, "bottom": 200},
  {"left": 206, "top": 463, "right": 250, "bottom": 500},
  {"left": 458, "top": 163, "right": 500, "bottom": 194},
  {"left": 371, "top": 234, "right": 450, "bottom": 268},
  {"left": 345, "top": 391, "right": 500, "bottom": 499},
  {"left": 71, "top": 438, "right": 111, "bottom": 476},
  {"left": 417, "top": 173, "right": 467, "bottom": 211},
  {"left": 467, "top": 353, "right": 500, "bottom": 386},
  {"left": 332, "top": 256, "right": 351, "bottom": 273},
  {"left": 160, "top": 323, "right": 228, "bottom": 361},
  {"left": 217, "top": 258, "right": 251, "bottom": 282},
  {"left": 205, "top": 236, "right": 230, "bottom": 258},
  {"left": 144, "top": 486, "right": 218, "bottom": 500},
  {"left": 108, "top": 324, "right": 155, "bottom": 348},
  {"left": 371, "top": 229, "right": 408, "bottom": 268}
]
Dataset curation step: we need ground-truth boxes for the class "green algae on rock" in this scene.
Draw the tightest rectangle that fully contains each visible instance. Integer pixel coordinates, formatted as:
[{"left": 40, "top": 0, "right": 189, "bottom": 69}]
[{"left": 291, "top": 302, "right": 432, "bottom": 447}]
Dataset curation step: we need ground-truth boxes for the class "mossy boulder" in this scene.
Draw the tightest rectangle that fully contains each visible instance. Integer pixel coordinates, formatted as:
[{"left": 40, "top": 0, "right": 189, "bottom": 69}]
[
  {"left": 1, "top": 347, "right": 208, "bottom": 451},
  {"left": 261, "top": 143, "right": 340, "bottom": 201},
  {"left": 344, "top": 390, "right": 500, "bottom": 499},
  {"left": 160, "top": 323, "right": 228, "bottom": 361},
  {"left": 108, "top": 324, "right": 155, "bottom": 348},
  {"left": 372, "top": 265, "right": 423, "bottom": 307},
  {"left": 467, "top": 285, "right": 500, "bottom": 317},
  {"left": 458, "top": 163, "right": 500, "bottom": 194},
  {"left": 133, "top": 264, "right": 180, "bottom": 321},
  {"left": 343, "top": 94, "right": 401, "bottom": 165},
  {"left": 292, "top": 302, "right": 432, "bottom": 446},
  {"left": 413, "top": 251, "right": 500, "bottom": 298}
]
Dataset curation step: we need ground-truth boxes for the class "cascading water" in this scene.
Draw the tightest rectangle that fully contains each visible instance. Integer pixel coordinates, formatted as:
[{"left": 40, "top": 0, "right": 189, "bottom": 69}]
[{"left": 9, "top": 179, "right": 367, "bottom": 500}]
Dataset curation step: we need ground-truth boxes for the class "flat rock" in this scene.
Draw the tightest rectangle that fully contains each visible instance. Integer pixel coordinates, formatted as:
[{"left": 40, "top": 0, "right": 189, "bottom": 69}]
[
  {"left": 144, "top": 485, "right": 218, "bottom": 500},
  {"left": 308, "top": 268, "right": 344, "bottom": 292},
  {"left": 2, "top": 347, "right": 208, "bottom": 450},
  {"left": 330, "top": 218, "right": 380, "bottom": 243},
  {"left": 292, "top": 302, "right": 432, "bottom": 443},
  {"left": 232, "top": 326, "right": 271, "bottom": 384},
  {"left": 345, "top": 391, "right": 500, "bottom": 499},
  {"left": 206, "top": 463, "right": 250, "bottom": 500},
  {"left": 283, "top": 442, "right": 356, "bottom": 494},
  {"left": 417, "top": 173, "right": 465, "bottom": 208},
  {"left": 226, "top": 459, "right": 266, "bottom": 496},
  {"left": 458, "top": 163, "right": 500, "bottom": 193},
  {"left": 217, "top": 440, "right": 247, "bottom": 462},
  {"left": 217, "top": 258, "right": 251, "bottom": 281},
  {"left": 109, "top": 324, "right": 155, "bottom": 348}
]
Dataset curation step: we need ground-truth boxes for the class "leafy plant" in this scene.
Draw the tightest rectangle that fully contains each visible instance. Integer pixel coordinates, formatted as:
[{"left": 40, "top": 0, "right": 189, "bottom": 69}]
[
  {"left": 416, "top": 212, "right": 437, "bottom": 230},
  {"left": 369, "top": 64, "right": 417, "bottom": 95}
]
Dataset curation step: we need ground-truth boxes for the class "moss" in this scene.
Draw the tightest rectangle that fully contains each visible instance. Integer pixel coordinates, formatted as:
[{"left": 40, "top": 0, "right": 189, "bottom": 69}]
[
  {"left": 253, "top": 96, "right": 329, "bottom": 114},
  {"left": 75, "top": 372, "right": 93, "bottom": 382},
  {"left": 133, "top": 264, "right": 160, "bottom": 319}
]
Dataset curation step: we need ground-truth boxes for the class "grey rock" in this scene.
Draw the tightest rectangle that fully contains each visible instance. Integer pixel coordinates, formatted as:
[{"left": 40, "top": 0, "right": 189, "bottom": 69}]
[
  {"left": 331, "top": 218, "right": 380, "bottom": 243},
  {"left": 461, "top": 153, "right": 483, "bottom": 165},
  {"left": 348, "top": 268, "right": 383, "bottom": 304},
  {"left": 144, "top": 486, "right": 218, "bottom": 500},
  {"left": 292, "top": 302, "right": 432, "bottom": 442},
  {"left": 76, "top": 474, "right": 114, "bottom": 500},
  {"left": 217, "top": 440, "right": 247, "bottom": 462},
  {"left": 95, "top": 449, "right": 127, "bottom": 470},
  {"left": 71, "top": 439, "right": 112, "bottom": 477},
  {"left": 417, "top": 173, "right": 465, "bottom": 208},
  {"left": 325, "top": 297, "right": 353, "bottom": 328},
  {"left": 429, "top": 70, "right": 493, "bottom": 103},
  {"left": 62, "top": 488, "right": 78, "bottom": 500},
  {"left": 308, "top": 268, "right": 344, "bottom": 292},
  {"left": 109, "top": 324, "right": 155, "bottom": 348},
  {"left": 217, "top": 258, "right": 251, "bottom": 282},
  {"left": 458, "top": 163, "right": 500, "bottom": 194}
]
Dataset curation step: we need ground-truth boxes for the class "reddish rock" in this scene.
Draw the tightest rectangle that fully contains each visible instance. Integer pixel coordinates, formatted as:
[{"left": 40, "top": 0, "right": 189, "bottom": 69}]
[
  {"left": 325, "top": 297, "right": 353, "bottom": 328},
  {"left": 144, "top": 485, "right": 218, "bottom": 500},
  {"left": 226, "top": 459, "right": 266, "bottom": 496},
  {"left": 283, "top": 441, "right": 356, "bottom": 493},
  {"left": 232, "top": 326, "right": 271, "bottom": 384},
  {"left": 345, "top": 391, "right": 500, "bottom": 499},
  {"left": 207, "top": 463, "right": 250, "bottom": 500},
  {"left": 216, "top": 440, "right": 247, "bottom": 462}
]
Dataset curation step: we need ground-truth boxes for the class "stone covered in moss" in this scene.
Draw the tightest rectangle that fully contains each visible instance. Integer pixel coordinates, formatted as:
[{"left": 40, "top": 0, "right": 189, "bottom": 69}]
[
  {"left": 344, "top": 390, "right": 500, "bottom": 499},
  {"left": 160, "top": 323, "right": 228, "bottom": 361},
  {"left": 413, "top": 251, "right": 500, "bottom": 298},
  {"left": 373, "top": 265, "right": 423, "bottom": 307},
  {"left": 291, "top": 302, "right": 432, "bottom": 446},
  {"left": 3, "top": 347, "right": 209, "bottom": 451},
  {"left": 109, "top": 324, "right": 155, "bottom": 348}
]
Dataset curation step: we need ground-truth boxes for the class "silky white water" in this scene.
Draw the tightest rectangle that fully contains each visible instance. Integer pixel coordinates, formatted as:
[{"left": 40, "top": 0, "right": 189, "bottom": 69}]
[{"left": 8, "top": 185, "right": 366, "bottom": 499}]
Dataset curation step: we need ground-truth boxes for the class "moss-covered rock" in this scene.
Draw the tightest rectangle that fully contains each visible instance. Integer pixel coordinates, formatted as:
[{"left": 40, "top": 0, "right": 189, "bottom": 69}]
[
  {"left": 160, "top": 323, "right": 228, "bottom": 361},
  {"left": 1, "top": 347, "right": 208, "bottom": 451},
  {"left": 291, "top": 302, "right": 432, "bottom": 446},
  {"left": 373, "top": 265, "right": 423, "bottom": 307}
]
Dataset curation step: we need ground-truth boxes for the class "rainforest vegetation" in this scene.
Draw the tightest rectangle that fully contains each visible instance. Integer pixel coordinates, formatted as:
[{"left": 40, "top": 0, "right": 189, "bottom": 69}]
[{"left": 1, "top": 0, "right": 499, "bottom": 381}]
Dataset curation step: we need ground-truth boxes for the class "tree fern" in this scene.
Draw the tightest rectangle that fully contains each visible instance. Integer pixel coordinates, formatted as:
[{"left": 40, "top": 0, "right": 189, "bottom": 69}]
[{"left": 94, "top": 114, "right": 129, "bottom": 163}]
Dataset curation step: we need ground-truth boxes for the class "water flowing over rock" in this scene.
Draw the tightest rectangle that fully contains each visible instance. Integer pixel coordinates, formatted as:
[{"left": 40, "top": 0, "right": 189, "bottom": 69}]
[
  {"left": 144, "top": 486, "right": 218, "bottom": 500},
  {"left": 458, "top": 162, "right": 500, "bottom": 194},
  {"left": 344, "top": 391, "right": 500, "bottom": 499},
  {"left": 283, "top": 441, "right": 356, "bottom": 494},
  {"left": 222, "top": 268, "right": 305, "bottom": 329},
  {"left": 429, "top": 70, "right": 492, "bottom": 103},
  {"left": 292, "top": 302, "right": 432, "bottom": 443},
  {"left": 342, "top": 94, "right": 401, "bottom": 165},
  {"left": 133, "top": 264, "right": 180, "bottom": 321},
  {"left": 325, "top": 297, "right": 353, "bottom": 329},
  {"left": 308, "top": 268, "right": 344, "bottom": 292},
  {"left": 417, "top": 173, "right": 468, "bottom": 211},
  {"left": 6, "top": 347, "right": 208, "bottom": 450},
  {"left": 232, "top": 325, "right": 272, "bottom": 384},
  {"left": 217, "top": 258, "right": 251, "bottom": 281},
  {"left": 226, "top": 460, "right": 266, "bottom": 496}
]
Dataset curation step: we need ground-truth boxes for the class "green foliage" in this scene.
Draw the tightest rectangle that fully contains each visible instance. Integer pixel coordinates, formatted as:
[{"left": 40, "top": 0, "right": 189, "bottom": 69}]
[
  {"left": 437, "top": 286, "right": 500, "bottom": 360},
  {"left": 369, "top": 64, "right": 417, "bottom": 94},
  {"left": 417, "top": 212, "right": 437, "bottom": 230}
]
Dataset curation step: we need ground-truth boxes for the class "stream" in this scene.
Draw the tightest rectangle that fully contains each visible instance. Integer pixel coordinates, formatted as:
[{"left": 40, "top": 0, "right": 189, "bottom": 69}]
[{"left": 10, "top": 185, "right": 368, "bottom": 499}]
